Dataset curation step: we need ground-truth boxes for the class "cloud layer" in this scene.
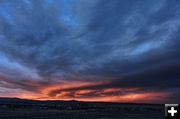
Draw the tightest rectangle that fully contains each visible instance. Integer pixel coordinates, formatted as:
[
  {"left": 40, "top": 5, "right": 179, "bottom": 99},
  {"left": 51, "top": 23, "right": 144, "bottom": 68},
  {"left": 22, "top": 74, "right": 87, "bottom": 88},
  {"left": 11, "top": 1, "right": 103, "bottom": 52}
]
[{"left": 0, "top": 0, "right": 180, "bottom": 103}]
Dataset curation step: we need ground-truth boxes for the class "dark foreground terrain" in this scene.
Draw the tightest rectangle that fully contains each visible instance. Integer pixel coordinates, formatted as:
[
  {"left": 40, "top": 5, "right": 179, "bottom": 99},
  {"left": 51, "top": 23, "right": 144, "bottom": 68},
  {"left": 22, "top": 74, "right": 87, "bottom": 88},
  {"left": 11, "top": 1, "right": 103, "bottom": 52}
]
[{"left": 0, "top": 98, "right": 164, "bottom": 119}]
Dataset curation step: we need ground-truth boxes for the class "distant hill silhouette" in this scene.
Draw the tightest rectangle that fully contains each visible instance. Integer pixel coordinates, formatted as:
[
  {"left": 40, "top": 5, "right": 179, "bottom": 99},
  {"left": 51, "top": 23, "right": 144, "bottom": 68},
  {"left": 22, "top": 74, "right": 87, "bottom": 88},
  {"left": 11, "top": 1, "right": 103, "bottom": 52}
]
[
  {"left": 0, "top": 97, "right": 119, "bottom": 110},
  {"left": 0, "top": 97, "right": 161, "bottom": 109},
  {"left": 0, "top": 97, "right": 164, "bottom": 119}
]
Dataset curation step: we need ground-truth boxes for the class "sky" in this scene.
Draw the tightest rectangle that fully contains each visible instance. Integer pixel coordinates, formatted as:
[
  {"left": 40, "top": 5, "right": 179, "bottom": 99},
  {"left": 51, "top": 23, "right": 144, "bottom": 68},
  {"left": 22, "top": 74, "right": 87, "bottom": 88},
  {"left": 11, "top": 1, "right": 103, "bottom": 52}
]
[{"left": 0, "top": 0, "right": 180, "bottom": 103}]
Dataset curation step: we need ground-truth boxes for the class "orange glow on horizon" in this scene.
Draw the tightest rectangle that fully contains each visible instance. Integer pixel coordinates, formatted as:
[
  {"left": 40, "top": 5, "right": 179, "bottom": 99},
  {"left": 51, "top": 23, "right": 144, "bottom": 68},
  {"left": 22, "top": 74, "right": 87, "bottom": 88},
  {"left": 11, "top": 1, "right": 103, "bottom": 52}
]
[{"left": 8, "top": 80, "right": 169, "bottom": 103}]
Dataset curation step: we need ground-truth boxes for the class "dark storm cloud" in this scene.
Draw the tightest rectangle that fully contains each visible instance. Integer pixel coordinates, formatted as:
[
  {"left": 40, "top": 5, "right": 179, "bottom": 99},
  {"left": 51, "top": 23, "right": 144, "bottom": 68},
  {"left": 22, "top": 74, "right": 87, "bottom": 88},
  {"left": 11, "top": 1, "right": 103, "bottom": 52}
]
[
  {"left": 0, "top": 0, "right": 180, "bottom": 102},
  {"left": 48, "top": 61, "right": 180, "bottom": 98},
  {"left": 48, "top": 60, "right": 180, "bottom": 100}
]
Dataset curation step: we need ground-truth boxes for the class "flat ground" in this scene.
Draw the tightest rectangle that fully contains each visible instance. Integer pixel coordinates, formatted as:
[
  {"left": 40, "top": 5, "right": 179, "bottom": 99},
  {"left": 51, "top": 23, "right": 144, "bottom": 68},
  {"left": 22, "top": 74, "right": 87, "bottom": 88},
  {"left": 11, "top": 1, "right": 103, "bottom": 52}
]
[{"left": 0, "top": 104, "right": 164, "bottom": 119}]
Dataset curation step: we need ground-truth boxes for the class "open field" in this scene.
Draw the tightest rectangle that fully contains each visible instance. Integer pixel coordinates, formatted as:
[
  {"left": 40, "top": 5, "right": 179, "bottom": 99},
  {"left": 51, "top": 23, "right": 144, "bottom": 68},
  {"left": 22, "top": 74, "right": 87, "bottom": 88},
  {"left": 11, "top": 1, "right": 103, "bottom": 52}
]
[{"left": 0, "top": 98, "right": 164, "bottom": 119}]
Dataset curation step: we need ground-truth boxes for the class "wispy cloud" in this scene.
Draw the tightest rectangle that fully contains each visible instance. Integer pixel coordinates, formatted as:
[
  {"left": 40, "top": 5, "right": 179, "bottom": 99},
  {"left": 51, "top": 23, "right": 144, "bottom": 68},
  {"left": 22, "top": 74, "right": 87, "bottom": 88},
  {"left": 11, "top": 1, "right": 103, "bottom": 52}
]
[{"left": 0, "top": 0, "right": 180, "bottom": 103}]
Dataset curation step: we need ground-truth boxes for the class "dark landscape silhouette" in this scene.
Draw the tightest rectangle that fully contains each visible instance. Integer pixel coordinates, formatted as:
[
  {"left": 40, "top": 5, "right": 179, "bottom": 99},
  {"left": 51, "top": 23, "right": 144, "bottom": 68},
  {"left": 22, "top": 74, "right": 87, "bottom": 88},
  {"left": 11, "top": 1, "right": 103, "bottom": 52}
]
[{"left": 0, "top": 98, "right": 164, "bottom": 119}]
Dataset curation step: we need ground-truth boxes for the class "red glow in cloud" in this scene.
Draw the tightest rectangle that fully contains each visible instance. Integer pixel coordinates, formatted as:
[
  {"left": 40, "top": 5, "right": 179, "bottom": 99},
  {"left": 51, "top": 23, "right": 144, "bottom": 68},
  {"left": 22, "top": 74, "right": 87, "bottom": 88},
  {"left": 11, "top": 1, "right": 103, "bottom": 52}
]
[
  {"left": 0, "top": 76, "right": 170, "bottom": 103},
  {"left": 11, "top": 80, "right": 169, "bottom": 103}
]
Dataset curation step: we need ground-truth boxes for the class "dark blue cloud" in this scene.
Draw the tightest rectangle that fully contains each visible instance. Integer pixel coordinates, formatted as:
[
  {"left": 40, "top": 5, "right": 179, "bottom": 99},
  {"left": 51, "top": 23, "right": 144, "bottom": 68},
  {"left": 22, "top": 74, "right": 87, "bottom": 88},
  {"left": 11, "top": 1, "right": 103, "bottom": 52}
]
[{"left": 0, "top": 0, "right": 180, "bottom": 102}]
